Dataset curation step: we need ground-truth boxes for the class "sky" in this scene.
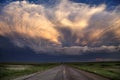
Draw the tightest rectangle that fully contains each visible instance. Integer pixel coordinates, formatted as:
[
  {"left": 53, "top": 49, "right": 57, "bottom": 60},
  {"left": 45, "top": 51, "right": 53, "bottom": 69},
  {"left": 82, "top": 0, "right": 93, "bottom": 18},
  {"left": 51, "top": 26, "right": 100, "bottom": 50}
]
[{"left": 0, "top": 0, "right": 120, "bottom": 62}]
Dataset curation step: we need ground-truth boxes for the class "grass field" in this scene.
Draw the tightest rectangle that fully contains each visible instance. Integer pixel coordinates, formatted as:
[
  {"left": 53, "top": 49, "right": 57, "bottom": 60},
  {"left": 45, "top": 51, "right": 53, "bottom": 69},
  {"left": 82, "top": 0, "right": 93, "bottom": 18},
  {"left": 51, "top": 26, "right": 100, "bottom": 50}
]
[
  {"left": 0, "top": 62, "right": 120, "bottom": 80},
  {"left": 69, "top": 62, "right": 120, "bottom": 80},
  {"left": 0, "top": 63, "right": 58, "bottom": 80}
]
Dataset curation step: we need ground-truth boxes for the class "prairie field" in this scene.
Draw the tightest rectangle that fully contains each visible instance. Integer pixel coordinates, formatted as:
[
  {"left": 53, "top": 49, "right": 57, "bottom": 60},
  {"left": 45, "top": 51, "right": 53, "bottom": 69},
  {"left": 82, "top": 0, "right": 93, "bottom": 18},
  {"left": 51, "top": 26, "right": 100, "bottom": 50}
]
[
  {"left": 69, "top": 62, "right": 120, "bottom": 80},
  {"left": 0, "top": 63, "right": 58, "bottom": 80}
]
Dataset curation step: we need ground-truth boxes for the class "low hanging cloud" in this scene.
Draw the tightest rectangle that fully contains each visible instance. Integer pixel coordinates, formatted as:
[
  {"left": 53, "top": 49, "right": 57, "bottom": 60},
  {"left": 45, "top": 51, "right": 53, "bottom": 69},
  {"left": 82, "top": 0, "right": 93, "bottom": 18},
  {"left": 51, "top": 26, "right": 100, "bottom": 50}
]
[
  {"left": 57, "top": 45, "right": 120, "bottom": 55},
  {"left": 0, "top": 0, "right": 120, "bottom": 54}
]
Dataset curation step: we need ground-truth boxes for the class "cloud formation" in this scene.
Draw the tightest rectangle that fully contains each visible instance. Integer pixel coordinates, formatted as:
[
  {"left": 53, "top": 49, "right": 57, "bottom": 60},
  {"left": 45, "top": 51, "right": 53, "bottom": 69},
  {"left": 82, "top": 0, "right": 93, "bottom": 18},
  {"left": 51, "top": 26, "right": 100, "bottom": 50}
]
[
  {"left": 0, "top": 0, "right": 120, "bottom": 54},
  {"left": 58, "top": 45, "right": 120, "bottom": 55}
]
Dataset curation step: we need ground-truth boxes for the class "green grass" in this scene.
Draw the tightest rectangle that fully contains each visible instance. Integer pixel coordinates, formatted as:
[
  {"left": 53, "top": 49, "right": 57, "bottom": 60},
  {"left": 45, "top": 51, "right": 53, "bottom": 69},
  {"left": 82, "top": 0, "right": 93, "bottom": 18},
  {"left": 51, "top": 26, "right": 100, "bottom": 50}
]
[
  {"left": 70, "top": 62, "right": 120, "bottom": 80},
  {"left": 1, "top": 62, "right": 120, "bottom": 80},
  {"left": 0, "top": 64, "right": 58, "bottom": 80}
]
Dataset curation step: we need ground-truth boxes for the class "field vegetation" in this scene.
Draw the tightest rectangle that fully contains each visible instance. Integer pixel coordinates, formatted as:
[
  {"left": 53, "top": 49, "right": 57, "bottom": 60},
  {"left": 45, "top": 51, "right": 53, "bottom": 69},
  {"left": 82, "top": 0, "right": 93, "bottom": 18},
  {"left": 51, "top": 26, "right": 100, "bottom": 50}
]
[
  {"left": 0, "top": 62, "right": 120, "bottom": 80},
  {"left": 0, "top": 63, "right": 58, "bottom": 80},
  {"left": 69, "top": 62, "right": 120, "bottom": 80}
]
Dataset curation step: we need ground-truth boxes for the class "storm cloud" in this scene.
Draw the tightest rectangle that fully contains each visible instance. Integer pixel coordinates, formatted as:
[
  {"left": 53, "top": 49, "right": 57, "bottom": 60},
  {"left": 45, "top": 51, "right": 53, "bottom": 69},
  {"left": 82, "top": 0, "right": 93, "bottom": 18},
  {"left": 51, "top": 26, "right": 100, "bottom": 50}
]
[{"left": 0, "top": 0, "right": 120, "bottom": 54}]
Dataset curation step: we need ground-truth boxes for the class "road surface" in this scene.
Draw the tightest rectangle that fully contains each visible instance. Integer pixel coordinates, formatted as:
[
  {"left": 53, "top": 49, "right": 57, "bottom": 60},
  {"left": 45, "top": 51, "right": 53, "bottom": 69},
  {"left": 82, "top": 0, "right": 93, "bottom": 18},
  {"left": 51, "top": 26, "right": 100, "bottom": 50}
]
[{"left": 14, "top": 65, "right": 110, "bottom": 80}]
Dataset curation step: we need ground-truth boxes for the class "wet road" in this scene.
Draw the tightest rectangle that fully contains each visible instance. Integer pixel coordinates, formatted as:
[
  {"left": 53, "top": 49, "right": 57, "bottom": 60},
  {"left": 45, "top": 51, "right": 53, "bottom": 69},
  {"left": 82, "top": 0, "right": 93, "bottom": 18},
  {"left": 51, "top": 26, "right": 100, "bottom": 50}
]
[{"left": 14, "top": 65, "right": 110, "bottom": 80}]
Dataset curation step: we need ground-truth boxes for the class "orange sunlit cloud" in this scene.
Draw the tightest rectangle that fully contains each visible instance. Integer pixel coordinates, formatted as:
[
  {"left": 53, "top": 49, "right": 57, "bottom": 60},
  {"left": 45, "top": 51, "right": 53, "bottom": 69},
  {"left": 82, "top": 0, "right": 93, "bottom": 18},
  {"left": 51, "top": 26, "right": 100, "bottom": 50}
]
[{"left": 0, "top": 0, "right": 120, "bottom": 54}]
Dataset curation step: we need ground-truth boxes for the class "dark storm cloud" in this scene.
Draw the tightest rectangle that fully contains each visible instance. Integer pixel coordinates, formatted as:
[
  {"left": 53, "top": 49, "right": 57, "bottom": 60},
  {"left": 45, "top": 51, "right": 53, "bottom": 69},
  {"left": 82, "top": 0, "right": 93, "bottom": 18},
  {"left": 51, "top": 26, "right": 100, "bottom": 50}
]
[{"left": 0, "top": 0, "right": 120, "bottom": 55}]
